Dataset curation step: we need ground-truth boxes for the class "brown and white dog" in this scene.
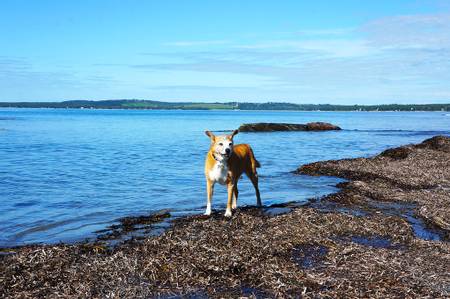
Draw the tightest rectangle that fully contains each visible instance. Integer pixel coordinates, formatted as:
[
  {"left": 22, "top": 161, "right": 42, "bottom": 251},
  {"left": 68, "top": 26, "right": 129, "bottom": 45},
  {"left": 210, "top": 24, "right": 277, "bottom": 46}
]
[{"left": 204, "top": 129, "right": 261, "bottom": 217}]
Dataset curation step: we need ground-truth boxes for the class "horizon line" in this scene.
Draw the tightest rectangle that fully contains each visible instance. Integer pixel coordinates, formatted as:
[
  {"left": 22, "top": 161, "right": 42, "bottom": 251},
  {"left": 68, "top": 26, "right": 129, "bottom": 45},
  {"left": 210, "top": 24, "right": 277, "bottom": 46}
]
[{"left": 1, "top": 99, "right": 450, "bottom": 105}]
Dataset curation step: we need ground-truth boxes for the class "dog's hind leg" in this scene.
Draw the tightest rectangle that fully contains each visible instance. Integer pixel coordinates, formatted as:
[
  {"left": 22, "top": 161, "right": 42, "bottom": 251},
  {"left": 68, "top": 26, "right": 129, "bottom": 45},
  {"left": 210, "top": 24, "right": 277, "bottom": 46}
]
[
  {"left": 205, "top": 179, "right": 214, "bottom": 215},
  {"left": 248, "top": 172, "right": 262, "bottom": 207},
  {"left": 232, "top": 182, "right": 239, "bottom": 210}
]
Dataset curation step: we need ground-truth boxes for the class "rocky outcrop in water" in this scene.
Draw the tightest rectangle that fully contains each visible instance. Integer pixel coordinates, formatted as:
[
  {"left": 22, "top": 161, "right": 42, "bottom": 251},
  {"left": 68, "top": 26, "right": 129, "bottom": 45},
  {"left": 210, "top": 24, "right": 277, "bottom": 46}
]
[{"left": 238, "top": 122, "right": 341, "bottom": 132}]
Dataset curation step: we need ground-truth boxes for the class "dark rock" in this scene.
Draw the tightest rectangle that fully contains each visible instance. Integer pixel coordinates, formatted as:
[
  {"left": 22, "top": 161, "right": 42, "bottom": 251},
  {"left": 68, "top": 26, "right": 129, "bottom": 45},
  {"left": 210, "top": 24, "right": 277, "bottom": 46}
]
[
  {"left": 379, "top": 136, "right": 450, "bottom": 159},
  {"left": 380, "top": 146, "right": 412, "bottom": 160},
  {"left": 304, "top": 122, "right": 342, "bottom": 131},
  {"left": 415, "top": 135, "right": 450, "bottom": 153},
  {"left": 238, "top": 122, "right": 341, "bottom": 132}
]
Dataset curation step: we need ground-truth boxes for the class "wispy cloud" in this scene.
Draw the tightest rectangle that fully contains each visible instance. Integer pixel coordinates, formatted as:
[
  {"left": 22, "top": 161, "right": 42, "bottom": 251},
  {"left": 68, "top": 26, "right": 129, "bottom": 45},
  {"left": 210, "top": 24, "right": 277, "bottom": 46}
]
[
  {"left": 235, "top": 39, "right": 373, "bottom": 58},
  {"left": 163, "top": 40, "right": 231, "bottom": 47},
  {"left": 146, "top": 85, "right": 255, "bottom": 93},
  {"left": 0, "top": 57, "right": 119, "bottom": 101},
  {"left": 296, "top": 27, "right": 355, "bottom": 37},
  {"left": 362, "top": 13, "right": 450, "bottom": 49}
]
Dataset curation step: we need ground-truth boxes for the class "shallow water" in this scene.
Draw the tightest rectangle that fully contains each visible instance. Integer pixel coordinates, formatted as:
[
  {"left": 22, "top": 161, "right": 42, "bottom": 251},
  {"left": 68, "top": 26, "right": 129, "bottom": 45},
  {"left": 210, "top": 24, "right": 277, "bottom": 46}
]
[{"left": 0, "top": 109, "right": 449, "bottom": 246}]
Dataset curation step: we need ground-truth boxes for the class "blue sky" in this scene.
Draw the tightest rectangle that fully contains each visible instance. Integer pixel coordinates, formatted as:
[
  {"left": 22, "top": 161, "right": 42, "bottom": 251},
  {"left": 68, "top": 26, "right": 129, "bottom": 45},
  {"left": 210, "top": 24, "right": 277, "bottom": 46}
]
[{"left": 1, "top": 0, "right": 450, "bottom": 104}]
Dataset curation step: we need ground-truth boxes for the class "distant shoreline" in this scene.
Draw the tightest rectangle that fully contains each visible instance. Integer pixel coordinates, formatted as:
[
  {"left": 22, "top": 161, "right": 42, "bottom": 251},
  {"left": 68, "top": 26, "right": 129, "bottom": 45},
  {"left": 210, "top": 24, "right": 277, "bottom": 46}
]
[
  {"left": 0, "top": 99, "right": 449, "bottom": 112},
  {"left": 1, "top": 107, "right": 449, "bottom": 113}
]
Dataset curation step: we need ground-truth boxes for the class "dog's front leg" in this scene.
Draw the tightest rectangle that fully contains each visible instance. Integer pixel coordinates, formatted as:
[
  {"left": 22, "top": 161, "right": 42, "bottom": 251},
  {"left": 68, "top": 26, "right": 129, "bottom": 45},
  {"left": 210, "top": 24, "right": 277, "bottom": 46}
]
[
  {"left": 231, "top": 182, "right": 238, "bottom": 210},
  {"left": 205, "top": 179, "right": 214, "bottom": 215},
  {"left": 224, "top": 182, "right": 234, "bottom": 217}
]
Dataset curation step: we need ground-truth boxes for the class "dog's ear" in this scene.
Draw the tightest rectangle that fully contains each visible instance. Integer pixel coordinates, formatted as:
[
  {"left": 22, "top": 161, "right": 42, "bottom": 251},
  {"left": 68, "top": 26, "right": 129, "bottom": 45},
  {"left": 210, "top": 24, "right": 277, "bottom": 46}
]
[
  {"left": 205, "top": 130, "right": 215, "bottom": 141},
  {"left": 229, "top": 129, "right": 239, "bottom": 139}
]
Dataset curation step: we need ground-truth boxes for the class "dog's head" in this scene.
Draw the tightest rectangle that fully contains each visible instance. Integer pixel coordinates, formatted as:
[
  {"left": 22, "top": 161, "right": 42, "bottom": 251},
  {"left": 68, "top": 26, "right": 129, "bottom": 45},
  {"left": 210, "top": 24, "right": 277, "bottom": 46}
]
[{"left": 205, "top": 129, "right": 238, "bottom": 160}]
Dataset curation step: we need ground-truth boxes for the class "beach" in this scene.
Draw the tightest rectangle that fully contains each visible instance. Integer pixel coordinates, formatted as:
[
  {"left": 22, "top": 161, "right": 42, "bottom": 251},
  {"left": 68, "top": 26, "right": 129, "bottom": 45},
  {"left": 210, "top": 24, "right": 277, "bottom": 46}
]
[{"left": 1, "top": 135, "right": 449, "bottom": 298}]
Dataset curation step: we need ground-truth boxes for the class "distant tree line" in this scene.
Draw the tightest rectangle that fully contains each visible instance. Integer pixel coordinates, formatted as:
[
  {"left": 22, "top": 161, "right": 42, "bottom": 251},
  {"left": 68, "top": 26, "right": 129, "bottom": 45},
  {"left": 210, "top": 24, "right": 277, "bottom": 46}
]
[
  {"left": 0, "top": 100, "right": 449, "bottom": 111},
  {"left": 233, "top": 102, "right": 450, "bottom": 111}
]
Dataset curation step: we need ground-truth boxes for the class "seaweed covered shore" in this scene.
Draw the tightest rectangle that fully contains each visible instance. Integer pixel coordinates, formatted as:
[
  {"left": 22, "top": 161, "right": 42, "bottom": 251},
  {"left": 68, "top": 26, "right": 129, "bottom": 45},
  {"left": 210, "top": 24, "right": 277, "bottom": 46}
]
[
  {"left": 1, "top": 136, "right": 450, "bottom": 298},
  {"left": 298, "top": 135, "right": 450, "bottom": 236}
]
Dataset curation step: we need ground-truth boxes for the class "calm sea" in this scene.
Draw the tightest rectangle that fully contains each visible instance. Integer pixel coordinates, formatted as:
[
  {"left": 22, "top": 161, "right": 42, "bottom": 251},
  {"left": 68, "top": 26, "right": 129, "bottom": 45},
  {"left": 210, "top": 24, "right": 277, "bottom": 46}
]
[{"left": 1, "top": 108, "right": 449, "bottom": 247}]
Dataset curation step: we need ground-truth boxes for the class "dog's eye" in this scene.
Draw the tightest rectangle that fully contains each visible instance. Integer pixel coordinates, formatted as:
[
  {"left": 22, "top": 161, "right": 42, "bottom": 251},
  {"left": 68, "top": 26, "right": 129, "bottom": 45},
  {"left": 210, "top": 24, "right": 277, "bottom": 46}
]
[
  {"left": 229, "top": 143, "right": 232, "bottom": 146},
  {"left": 218, "top": 143, "right": 223, "bottom": 146}
]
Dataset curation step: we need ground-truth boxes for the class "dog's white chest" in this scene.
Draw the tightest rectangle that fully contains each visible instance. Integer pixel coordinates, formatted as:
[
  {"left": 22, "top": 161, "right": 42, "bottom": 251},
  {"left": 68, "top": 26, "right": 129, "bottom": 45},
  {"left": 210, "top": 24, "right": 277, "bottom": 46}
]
[{"left": 209, "top": 161, "right": 229, "bottom": 185}]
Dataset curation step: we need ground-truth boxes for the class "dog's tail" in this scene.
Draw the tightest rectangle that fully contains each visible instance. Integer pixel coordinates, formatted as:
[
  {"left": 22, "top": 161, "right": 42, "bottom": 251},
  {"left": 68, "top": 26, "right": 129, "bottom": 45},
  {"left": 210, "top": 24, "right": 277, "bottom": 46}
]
[
  {"left": 254, "top": 158, "right": 261, "bottom": 168},
  {"left": 249, "top": 147, "right": 261, "bottom": 169}
]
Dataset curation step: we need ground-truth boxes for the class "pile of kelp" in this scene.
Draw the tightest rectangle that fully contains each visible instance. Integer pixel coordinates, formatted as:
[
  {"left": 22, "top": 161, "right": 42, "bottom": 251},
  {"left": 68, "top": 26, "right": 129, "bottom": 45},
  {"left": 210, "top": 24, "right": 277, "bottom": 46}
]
[
  {"left": 1, "top": 136, "right": 449, "bottom": 298},
  {"left": 299, "top": 135, "right": 450, "bottom": 235}
]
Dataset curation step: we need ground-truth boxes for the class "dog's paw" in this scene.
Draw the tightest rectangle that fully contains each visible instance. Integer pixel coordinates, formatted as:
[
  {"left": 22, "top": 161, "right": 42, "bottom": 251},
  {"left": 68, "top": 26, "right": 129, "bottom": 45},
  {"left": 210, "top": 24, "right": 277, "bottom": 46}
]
[
  {"left": 224, "top": 209, "right": 232, "bottom": 218},
  {"left": 205, "top": 205, "right": 211, "bottom": 216}
]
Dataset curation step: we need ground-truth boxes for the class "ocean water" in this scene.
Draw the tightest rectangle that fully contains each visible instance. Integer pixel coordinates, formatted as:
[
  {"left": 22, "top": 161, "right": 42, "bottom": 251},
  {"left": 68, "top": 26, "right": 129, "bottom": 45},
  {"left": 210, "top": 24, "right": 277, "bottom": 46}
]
[{"left": 0, "top": 108, "right": 449, "bottom": 247}]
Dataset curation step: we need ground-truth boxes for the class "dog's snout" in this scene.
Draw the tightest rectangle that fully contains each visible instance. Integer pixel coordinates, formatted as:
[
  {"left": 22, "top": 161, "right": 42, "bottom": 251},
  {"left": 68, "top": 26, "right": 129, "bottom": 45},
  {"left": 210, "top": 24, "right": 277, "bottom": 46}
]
[{"left": 225, "top": 148, "right": 231, "bottom": 154}]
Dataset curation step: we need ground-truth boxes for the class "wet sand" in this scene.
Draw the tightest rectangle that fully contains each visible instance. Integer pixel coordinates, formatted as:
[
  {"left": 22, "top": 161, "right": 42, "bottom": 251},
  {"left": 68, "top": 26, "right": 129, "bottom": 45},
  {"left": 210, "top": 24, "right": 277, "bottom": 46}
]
[{"left": 1, "top": 136, "right": 449, "bottom": 298}]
